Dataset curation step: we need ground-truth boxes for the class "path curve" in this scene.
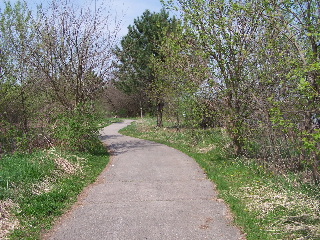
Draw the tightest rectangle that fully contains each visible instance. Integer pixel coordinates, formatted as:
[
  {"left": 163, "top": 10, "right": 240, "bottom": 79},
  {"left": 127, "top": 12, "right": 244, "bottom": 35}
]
[{"left": 46, "top": 120, "right": 244, "bottom": 240}]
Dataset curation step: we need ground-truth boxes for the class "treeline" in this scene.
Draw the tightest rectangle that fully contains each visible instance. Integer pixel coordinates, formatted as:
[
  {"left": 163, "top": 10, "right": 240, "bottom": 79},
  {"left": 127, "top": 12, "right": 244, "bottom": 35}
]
[
  {"left": 112, "top": 1, "right": 319, "bottom": 183},
  {"left": 1, "top": 0, "right": 319, "bottom": 183},
  {"left": 0, "top": 0, "right": 119, "bottom": 153}
]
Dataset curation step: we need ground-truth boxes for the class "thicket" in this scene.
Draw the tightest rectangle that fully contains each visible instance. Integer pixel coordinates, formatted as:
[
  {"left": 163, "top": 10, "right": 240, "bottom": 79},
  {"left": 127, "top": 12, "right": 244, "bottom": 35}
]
[
  {"left": 113, "top": 0, "right": 319, "bottom": 183},
  {"left": 0, "top": 0, "right": 119, "bottom": 154}
]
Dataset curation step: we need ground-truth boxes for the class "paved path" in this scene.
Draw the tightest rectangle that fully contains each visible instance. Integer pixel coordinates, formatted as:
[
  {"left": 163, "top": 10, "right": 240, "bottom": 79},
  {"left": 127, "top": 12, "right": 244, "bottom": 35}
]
[{"left": 46, "top": 120, "right": 244, "bottom": 240}]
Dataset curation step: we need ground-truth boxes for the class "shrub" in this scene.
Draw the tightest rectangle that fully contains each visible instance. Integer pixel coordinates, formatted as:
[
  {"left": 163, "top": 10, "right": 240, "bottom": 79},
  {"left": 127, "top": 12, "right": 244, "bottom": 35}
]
[{"left": 52, "top": 107, "right": 102, "bottom": 152}]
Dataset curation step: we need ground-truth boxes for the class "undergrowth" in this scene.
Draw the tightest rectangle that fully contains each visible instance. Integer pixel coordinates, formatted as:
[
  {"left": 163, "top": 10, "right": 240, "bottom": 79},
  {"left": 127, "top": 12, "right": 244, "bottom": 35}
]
[
  {"left": 120, "top": 118, "right": 320, "bottom": 240},
  {"left": 0, "top": 119, "right": 116, "bottom": 240}
]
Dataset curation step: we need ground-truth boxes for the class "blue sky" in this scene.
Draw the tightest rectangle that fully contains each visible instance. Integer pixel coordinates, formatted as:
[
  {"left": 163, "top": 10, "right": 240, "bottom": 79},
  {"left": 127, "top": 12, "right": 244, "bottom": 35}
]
[
  {"left": 108, "top": 0, "right": 164, "bottom": 37},
  {"left": 0, "top": 0, "right": 164, "bottom": 38}
]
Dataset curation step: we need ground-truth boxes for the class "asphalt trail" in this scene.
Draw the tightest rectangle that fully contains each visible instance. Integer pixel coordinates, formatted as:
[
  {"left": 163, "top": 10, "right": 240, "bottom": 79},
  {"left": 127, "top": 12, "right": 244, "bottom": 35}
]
[{"left": 45, "top": 120, "right": 244, "bottom": 240}]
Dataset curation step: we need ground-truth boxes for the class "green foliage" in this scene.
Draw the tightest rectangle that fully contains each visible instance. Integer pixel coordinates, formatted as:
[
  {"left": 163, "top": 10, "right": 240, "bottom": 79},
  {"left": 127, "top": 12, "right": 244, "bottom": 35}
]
[
  {"left": 149, "top": 21, "right": 210, "bottom": 128},
  {"left": 0, "top": 151, "right": 53, "bottom": 200},
  {"left": 0, "top": 1, "right": 36, "bottom": 153},
  {"left": 113, "top": 8, "right": 181, "bottom": 121},
  {"left": 156, "top": 0, "right": 320, "bottom": 182},
  {"left": 0, "top": 120, "right": 19, "bottom": 154},
  {"left": 169, "top": 0, "right": 267, "bottom": 154},
  {"left": 53, "top": 106, "right": 103, "bottom": 152},
  {"left": 0, "top": 0, "right": 118, "bottom": 155},
  {"left": 302, "top": 129, "right": 320, "bottom": 161},
  {"left": 0, "top": 0, "right": 34, "bottom": 86}
]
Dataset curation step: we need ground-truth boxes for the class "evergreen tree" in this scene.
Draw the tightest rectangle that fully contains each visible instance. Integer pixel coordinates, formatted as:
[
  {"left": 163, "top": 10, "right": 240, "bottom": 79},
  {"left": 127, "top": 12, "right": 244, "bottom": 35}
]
[{"left": 114, "top": 9, "right": 180, "bottom": 126}]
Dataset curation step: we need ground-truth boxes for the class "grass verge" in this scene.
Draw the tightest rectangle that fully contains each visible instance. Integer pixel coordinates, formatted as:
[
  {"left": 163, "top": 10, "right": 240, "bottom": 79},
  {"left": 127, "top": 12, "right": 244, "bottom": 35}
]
[
  {"left": 0, "top": 120, "right": 116, "bottom": 240},
  {"left": 120, "top": 118, "right": 320, "bottom": 240}
]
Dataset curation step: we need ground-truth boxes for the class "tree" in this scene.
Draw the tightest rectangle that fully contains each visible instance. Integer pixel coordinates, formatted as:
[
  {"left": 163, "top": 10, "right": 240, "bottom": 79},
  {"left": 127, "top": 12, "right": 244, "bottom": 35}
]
[
  {"left": 0, "top": 0, "right": 36, "bottom": 152},
  {"left": 31, "top": 0, "right": 119, "bottom": 111},
  {"left": 113, "top": 9, "right": 180, "bottom": 127},
  {"left": 163, "top": 0, "right": 320, "bottom": 182},
  {"left": 0, "top": 0, "right": 120, "bottom": 153},
  {"left": 168, "top": 0, "right": 268, "bottom": 154},
  {"left": 265, "top": 0, "right": 320, "bottom": 181},
  {"left": 30, "top": 0, "right": 121, "bottom": 151},
  {"left": 150, "top": 24, "right": 210, "bottom": 128}
]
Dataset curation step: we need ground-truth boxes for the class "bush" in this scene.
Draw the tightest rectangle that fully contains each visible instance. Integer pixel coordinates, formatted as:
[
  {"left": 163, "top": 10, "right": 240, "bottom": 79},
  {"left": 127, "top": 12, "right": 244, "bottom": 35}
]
[{"left": 53, "top": 107, "right": 102, "bottom": 152}]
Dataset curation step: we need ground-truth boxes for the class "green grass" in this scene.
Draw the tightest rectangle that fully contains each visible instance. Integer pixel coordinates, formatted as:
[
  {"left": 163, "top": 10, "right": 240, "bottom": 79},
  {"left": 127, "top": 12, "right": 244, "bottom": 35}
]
[
  {"left": 0, "top": 130, "right": 111, "bottom": 239},
  {"left": 120, "top": 118, "right": 320, "bottom": 240}
]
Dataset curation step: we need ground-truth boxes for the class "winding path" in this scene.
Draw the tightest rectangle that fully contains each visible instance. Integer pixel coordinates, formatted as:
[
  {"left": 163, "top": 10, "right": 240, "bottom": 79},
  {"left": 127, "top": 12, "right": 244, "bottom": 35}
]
[{"left": 46, "top": 120, "right": 244, "bottom": 240}]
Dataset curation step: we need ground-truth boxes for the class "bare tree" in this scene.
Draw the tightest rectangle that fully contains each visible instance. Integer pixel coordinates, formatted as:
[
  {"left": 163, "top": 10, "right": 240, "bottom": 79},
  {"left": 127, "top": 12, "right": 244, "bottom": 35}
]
[
  {"left": 0, "top": 0, "right": 121, "bottom": 153},
  {"left": 31, "top": 0, "right": 120, "bottom": 111}
]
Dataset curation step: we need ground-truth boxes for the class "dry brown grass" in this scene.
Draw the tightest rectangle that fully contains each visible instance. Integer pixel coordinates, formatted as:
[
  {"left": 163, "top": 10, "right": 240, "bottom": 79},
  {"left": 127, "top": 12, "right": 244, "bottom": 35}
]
[
  {"left": 53, "top": 157, "right": 81, "bottom": 175},
  {"left": 0, "top": 200, "right": 20, "bottom": 240},
  {"left": 233, "top": 183, "right": 320, "bottom": 238},
  {"left": 31, "top": 177, "right": 54, "bottom": 196},
  {"left": 197, "top": 144, "right": 216, "bottom": 153},
  {"left": 47, "top": 148, "right": 83, "bottom": 175}
]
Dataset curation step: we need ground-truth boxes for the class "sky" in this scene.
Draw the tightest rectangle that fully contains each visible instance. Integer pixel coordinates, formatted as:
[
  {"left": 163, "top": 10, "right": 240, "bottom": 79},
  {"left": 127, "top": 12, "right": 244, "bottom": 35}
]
[
  {"left": 0, "top": 0, "right": 165, "bottom": 38},
  {"left": 108, "top": 0, "right": 164, "bottom": 37}
]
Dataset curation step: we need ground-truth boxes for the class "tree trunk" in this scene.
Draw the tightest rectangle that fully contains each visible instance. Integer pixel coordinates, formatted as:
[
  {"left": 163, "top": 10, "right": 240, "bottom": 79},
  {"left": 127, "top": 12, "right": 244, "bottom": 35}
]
[
  {"left": 232, "top": 132, "right": 244, "bottom": 156},
  {"left": 20, "top": 88, "right": 29, "bottom": 134},
  {"left": 140, "top": 100, "right": 143, "bottom": 118},
  {"left": 312, "top": 153, "right": 320, "bottom": 184},
  {"left": 157, "top": 102, "right": 164, "bottom": 127}
]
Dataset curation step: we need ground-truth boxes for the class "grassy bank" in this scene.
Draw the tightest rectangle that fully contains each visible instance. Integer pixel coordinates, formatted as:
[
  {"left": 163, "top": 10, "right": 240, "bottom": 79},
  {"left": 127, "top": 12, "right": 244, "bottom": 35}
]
[
  {"left": 0, "top": 122, "right": 114, "bottom": 240},
  {"left": 121, "top": 118, "right": 320, "bottom": 240}
]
